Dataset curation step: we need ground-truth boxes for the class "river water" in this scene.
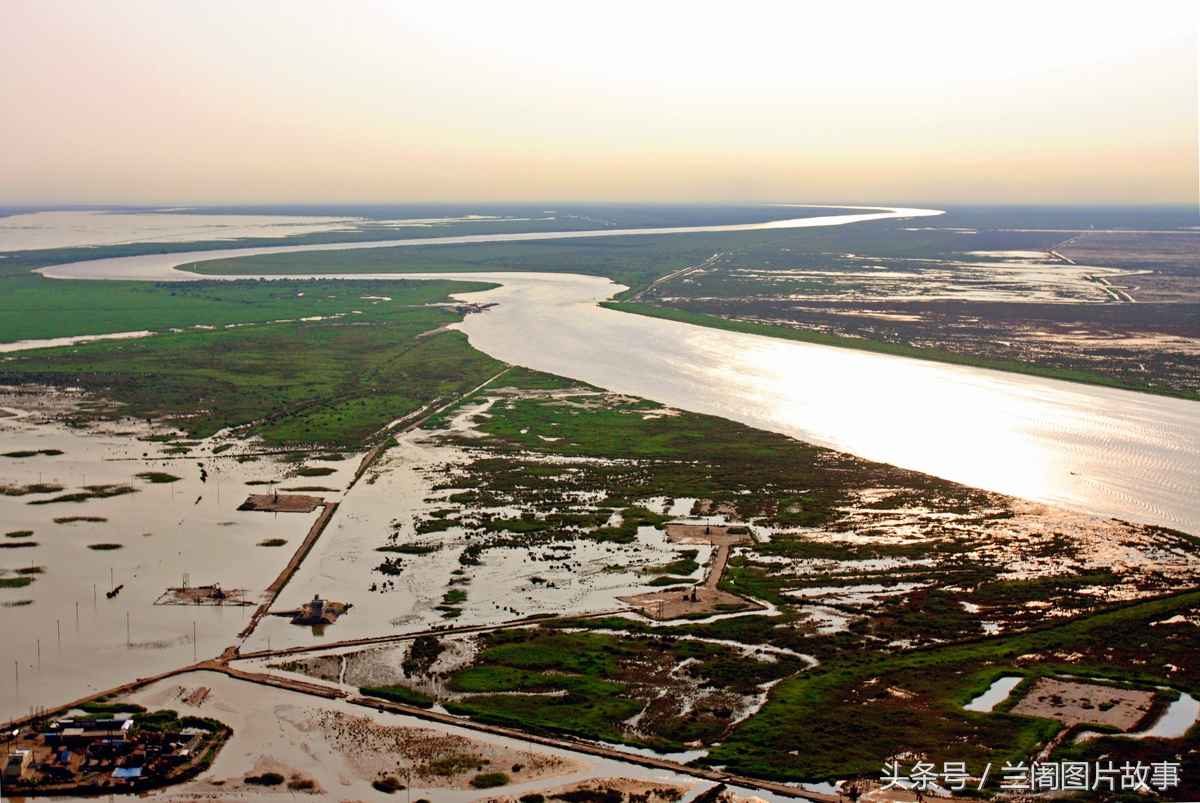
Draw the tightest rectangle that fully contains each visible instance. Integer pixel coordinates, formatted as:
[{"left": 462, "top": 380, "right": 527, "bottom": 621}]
[{"left": 33, "top": 209, "right": 1200, "bottom": 535}]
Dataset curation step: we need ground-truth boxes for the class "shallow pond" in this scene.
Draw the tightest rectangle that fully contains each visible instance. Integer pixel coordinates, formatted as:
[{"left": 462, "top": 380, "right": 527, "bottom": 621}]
[{"left": 0, "top": 410, "right": 360, "bottom": 720}]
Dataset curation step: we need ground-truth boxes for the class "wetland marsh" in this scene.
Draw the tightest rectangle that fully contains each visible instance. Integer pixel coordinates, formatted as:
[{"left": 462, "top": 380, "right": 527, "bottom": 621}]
[{"left": 4, "top": 205, "right": 1200, "bottom": 798}]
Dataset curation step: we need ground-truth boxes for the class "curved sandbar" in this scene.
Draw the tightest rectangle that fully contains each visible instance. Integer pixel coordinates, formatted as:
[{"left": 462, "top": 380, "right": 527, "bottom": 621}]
[{"left": 32, "top": 207, "right": 1200, "bottom": 535}]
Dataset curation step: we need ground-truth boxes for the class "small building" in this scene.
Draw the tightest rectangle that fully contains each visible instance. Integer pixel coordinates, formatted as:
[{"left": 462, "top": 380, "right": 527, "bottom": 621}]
[
  {"left": 4, "top": 749, "right": 32, "bottom": 780},
  {"left": 291, "top": 594, "right": 350, "bottom": 626}
]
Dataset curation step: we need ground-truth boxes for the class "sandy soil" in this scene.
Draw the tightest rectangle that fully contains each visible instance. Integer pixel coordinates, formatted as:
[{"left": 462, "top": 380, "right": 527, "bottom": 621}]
[
  {"left": 1009, "top": 678, "right": 1156, "bottom": 730},
  {"left": 122, "top": 670, "right": 606, "bottom": 802},
  {"left": 239, "top": 493, "right": 326, "bottom": 513},
  {"left": 665, "top": 524, "right": 750, "bottom": 548},
  {"left": 621, "top": 524, "right": 756, "bottom": 620},
  {"left": 619, "top": 586, "right": 761, "bottom": 620}
]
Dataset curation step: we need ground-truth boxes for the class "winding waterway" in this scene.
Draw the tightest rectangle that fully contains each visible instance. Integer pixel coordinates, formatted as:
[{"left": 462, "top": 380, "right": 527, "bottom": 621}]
[{"left": 35, "top": 208, "right": 1200, "bottom": 535}]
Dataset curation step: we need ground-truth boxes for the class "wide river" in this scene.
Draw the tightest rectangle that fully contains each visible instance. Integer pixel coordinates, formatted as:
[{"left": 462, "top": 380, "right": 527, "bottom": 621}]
[{"left": 37, "top": 208, "right": 1200, "bottom": 535}]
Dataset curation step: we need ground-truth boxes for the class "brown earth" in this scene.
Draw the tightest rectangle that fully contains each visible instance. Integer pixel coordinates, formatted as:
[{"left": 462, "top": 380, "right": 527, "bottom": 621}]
[
  {"left": 1009, "top": 678, "right": 1156, "bottom": 730},
  {"left": 238, "top": 493, "right": 325, "bottom": 512}
]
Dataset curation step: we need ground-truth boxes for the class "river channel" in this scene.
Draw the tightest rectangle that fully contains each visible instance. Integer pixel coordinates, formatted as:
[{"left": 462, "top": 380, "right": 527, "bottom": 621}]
[{"left": 35, "top": 209, "right": 1200, "bottom": 535}]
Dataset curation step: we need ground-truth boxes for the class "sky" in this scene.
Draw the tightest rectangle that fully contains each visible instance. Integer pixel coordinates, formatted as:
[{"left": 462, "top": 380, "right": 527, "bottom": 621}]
[{"left": 0, "top": 1, "right": 1197, "bottom": 206}]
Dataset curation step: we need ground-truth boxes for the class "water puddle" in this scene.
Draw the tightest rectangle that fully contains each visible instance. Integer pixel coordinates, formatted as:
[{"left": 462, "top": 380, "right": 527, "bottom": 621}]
[
  {"left": 964, "top": 676, "right": 1023, "bottom": 712},
  {"left": 1130, "top": 692, "right": 1200, "bottom": 739},
  {"left": 0, "top": 330, "right": 153, "bottom": 353}
]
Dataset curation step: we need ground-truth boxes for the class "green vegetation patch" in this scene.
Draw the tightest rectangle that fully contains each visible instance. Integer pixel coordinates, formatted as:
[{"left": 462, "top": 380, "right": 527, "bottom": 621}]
[
  {"left": 445, "top": 628, "right": 805, "bottom": 751},
  {"left": 471, "top": 772, "right": 510, "bottom": 789},
  {"left": 5, "top": 530, "right": 34, "bottom": 538},
  {"left": 0, "top": 279, "right": 504, "bottom": 447},
  {"left": 87, "top": 543, "right": 123, "bottom": 551},
  {"left": 1, "top": 449, "right": 64, "bottom": 458},
  {"left": 702, "top": 590, "right": 1200, "bottom": 782},
  {"left": 0, "top": 577, "right": 34, "bottom": 588},
  {"left": 410, "top": 367, "right": 989, "bottom": 580},
  {"left": 1, "top": 482, "right": 65, "bottom": 496},
  {"left": 54, "top": 516, "right": 107, "bottom": 523},
  {"left": 78, "top": 701, "right": 147, "bottom": 714},
  {"left": 257, "top": 538, "right": 288, "bottom": 547},
  {"left": 425, "top": 753, "right": 487, "bottom": 776},
  {"left": 136, "top": 471, "right": 181, "bottom": 483},
  {"left": 646, "top": 576, "right": 693, "bottom": 587},
  {"left": 361, "top": 684, "right": 436, "bottom": 709},
  {"left": 28, "top": 484, "right": 138, "bottom": 505},
  {"left": 377, "top": 543, "right": 440, "bottom": 555},
  {"left": 404, "top": 635, "right": 446, "bottom": 676},
  {"left": 642, "top": 549, "right": 699, "bottom": 576}
]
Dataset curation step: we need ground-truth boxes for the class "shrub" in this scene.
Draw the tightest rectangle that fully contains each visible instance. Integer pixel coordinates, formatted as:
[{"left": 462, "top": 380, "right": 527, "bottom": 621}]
[
  {"left": 136, "top": 472, "right": 181, "bottom": 484},
  {"left": 471, "top": 772, "right": 510, "bottom": 789},
  {"left": 372, "top": 776, "right": 403, "bottom": 793},
  {"left": 245, "top": 772, "right": 285, "bottom": 786}
]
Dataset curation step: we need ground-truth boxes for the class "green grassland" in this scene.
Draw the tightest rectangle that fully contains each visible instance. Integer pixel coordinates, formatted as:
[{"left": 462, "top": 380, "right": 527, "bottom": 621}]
[
  {"left": 701, "top": 590, "right": 1200, "bottom": 782},
  {"left": 0, "top": 278, "right": 504, "bottom": 445},
  {"left": 0, "top": 271, "right": 484, "bottom": 343},
  {"left": 416, "top": 366, "right": 991, "bottom": 537},
  {"left": 538, "top": 590, "right": 1200, "bottom": 784},
  {"left": 441, "top": 628, "right": 806, "bottom": 751}
]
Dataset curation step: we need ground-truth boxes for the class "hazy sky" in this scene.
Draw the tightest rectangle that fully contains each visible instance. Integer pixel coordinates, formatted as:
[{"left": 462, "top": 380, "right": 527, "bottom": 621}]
[{"left": 1, "top": 1, "right": 1197, "bottom": 205}]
